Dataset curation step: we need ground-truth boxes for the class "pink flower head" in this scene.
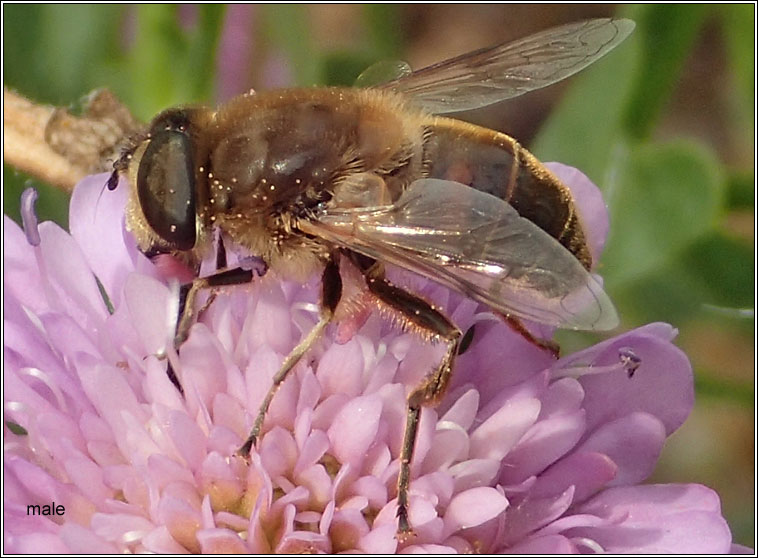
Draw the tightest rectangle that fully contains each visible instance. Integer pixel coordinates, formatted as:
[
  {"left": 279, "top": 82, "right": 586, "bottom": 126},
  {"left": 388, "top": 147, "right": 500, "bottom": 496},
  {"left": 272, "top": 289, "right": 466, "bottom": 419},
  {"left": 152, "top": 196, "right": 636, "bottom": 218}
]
[{"left": 3, "top": 166, "right": 742, "bottom": 553}]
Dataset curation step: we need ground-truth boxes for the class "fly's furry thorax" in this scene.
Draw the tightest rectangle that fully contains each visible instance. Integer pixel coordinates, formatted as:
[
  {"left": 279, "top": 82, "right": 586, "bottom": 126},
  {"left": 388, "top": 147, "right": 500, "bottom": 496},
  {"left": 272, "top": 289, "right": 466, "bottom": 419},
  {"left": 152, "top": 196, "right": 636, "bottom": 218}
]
[{"left": 213, "top": 210, "right": 330, "bottom": 282}]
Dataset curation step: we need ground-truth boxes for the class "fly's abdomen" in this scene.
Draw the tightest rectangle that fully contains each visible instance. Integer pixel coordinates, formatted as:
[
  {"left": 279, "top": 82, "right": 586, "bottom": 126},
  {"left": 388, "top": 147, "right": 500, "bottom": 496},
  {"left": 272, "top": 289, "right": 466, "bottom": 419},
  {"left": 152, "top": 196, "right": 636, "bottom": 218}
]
[{"left": 423, "top": 117, "right": 592, "bottom": 270}]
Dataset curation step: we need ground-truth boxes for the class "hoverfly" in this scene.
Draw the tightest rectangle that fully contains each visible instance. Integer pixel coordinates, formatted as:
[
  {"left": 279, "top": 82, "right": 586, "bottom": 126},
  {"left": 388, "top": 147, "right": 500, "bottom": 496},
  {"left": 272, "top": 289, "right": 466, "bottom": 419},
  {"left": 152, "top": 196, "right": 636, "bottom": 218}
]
[{"left": 108, "top": 17, "right": 633, "bottom": 537}]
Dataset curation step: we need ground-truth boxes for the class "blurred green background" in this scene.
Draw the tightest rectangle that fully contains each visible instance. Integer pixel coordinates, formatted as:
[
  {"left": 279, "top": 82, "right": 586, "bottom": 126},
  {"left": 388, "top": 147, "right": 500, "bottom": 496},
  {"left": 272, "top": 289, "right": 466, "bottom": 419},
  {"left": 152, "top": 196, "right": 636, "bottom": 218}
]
[{"left": 3, "top": 4, "right": 754, "bottom": 547}]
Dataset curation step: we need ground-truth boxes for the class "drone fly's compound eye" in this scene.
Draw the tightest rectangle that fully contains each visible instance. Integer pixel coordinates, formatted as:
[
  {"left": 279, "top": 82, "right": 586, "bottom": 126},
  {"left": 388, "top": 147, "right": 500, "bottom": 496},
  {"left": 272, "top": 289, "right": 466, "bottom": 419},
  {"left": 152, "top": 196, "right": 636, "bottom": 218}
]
[{"left": 137, "top": 130, "right": 196, "bottom": 250}]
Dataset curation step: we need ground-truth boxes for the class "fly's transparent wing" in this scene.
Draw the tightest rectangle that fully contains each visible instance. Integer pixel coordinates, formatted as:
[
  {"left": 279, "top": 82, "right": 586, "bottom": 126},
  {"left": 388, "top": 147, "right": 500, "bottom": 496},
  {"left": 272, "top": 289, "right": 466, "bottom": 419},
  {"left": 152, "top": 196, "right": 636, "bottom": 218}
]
[
  {"left": 354, "top": 60, "right": 412, "bottom": 88},
  {"left": 306, "top": 178, "right": 618, "bottom": 331},
  {"left": 378, "top": 18, "right": 634, "bottom": 114}
]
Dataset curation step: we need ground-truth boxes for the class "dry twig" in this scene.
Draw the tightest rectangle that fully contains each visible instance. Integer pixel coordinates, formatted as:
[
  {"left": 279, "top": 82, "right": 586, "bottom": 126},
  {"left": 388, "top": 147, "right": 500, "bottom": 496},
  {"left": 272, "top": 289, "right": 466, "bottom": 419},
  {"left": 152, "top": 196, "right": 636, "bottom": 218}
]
[
  {"left": 3, "top": 86, "right": 140, "bottom": 192},
  {"left": 4, "top": 88, "right": 86, "bottom": 191}
]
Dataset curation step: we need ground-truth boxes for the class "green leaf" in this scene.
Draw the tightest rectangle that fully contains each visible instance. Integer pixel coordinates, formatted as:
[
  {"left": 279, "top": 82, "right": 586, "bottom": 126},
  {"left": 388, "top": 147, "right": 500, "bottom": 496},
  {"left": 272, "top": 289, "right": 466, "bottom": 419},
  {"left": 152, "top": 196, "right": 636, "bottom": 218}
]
[
  {"left": 261, "top": 5, "right": 317, "bottom": 86},
  {"left": 718, "top": 4, "right": 755, "bottom": 108},
  {"left": 602, "top": 230, "right": 751, "bottom": 332},
  {"left": 694, "top": 371, "right": 754, "bottom": 407},
  {"left": 101, "top": 8, "right": 224, "bottom": 111},
  {"left": 611, "top": 264, "right": 710, "bottom": 327},
  {"left": 321, "top": 51, "right": 380, "bottom": 87},
  {"left": 183, "top": 5, "right": 226, "bottom": 101},
  {"left": 4, "top": 5, "right": 125, "bottom": 104},
  {"left": 362, "top": 4, "right": 404, "bottom": 59},
  {"left": 725, "top": 171, "right": 755, "bottom": 210},
  {"left": 679, "top": 232, "right": 754, "bottom": 310},
  {"left": 43, "top": 5, "right": 125, "bottom": 98},
  {"left": 4, "top": 166, "right": 70, "bottom": 229},
  {"left": 3, "top": 5, "right": 46, "bottom": 99},
  {"left": 123, "top": 6, "right": 225, "bottom": 115},
  {"left": 324, "top": 5, "right": 405, "bottom": 88},
  {"left": 619, "top": 4, "right": 709, "bottom": 140},
  {"left": 129, "top": 5, "right": 188, "bottom": 118},
  {"left": 602, "top": 141, "right": 724, "bottom": 287}
]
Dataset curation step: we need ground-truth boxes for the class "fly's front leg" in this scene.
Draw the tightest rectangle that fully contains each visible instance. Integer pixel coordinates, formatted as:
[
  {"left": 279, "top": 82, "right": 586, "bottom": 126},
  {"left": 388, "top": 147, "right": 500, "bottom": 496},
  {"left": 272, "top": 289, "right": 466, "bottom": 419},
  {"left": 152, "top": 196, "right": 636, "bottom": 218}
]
[
  {"left": 167, "top": 266, "right": 255, "bottom": 395},
  {"left": 359, "top": 259, "right": 461, "bottom": 539},
  {"left": 239, "top": 257, "right": 342, "bottom": 456},
  {"left": 174, "top": 267, "right": 255, "bottom": 345}
]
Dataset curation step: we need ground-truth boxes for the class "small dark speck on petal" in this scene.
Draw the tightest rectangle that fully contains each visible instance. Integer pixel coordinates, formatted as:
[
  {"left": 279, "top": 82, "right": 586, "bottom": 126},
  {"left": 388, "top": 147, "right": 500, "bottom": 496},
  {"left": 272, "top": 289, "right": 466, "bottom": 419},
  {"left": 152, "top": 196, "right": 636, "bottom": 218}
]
[{"left": 619, "top": 347, "right": 641, "bottom": 378}]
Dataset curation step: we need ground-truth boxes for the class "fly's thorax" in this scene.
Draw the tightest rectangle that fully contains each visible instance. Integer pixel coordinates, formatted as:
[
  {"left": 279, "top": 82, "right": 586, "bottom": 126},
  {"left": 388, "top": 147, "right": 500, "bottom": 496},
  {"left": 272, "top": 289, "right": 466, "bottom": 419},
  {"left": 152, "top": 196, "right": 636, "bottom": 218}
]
[
  {"left": 205, "top": 88, "right": 427, "bottom": 216},
  {"left": 187, "top": 87, "right": 422, "bottom": 279}
]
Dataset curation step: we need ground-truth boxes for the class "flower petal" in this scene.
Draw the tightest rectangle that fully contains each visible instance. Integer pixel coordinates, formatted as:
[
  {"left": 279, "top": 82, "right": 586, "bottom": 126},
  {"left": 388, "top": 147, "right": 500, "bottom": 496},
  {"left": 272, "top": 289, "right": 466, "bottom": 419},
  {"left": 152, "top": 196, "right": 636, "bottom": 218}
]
[
  {"left": 327, "top": 393, "right": 383, "bottom": 464},
  {"left": 123, "top": 273, "right": 174, "bottom": 356},
  {"left": 576, "top": 411, "right": 665, "bottom": 486},
  {"left": 196, "top": 528, "right": 249, "bottom": 553},
  {"left": 6, "top": 532, "right": 71, "bottom": 554},
  {"left": 404, "top": 543, "right": 458, "bottom": 553},
  {"left": 3, "top": 172, "right": 741, "bottom": 554},
  {"left": 449, "top": 458, "right": 501, "bottom": 493},
  {"left": 39, "top": 221, "right": 109, "bottom": 325},
  {"left": 503, "top": 533, "right": 576, "bottom": 554},
  {"left": 502, "top": 486, "right": 574, "bottom": 545},
  {"left": 440, "top": 388, "right": 479, "bottom": 431},
  {"left": 316, "top": 337, "right": 365, "bottom": 397},
  {"left": 470, "top": 397, "right": 541, "bottom": 461},
  {"left": 538, "top": 377, "right": 584, "bottom": 419},
  {"left": 4, "top": 216, "right": 49, "bottom": 314},
  {"left": 443, "top": 486, "right": 508, "bottom": 535},
  {"left": 422, "top": 423, "right": 470, "bottom": 473},
  {"left": 529, "top": 451, "right": 617, "bottom": 504},
  {"left": 358, "top": 523, "right": 398, "bottom": 553},
  {"left": 570, "top": 325, "right": 694, "bottom": 435},
  {"left": 570, "top": 484, "right": 733, "bottom": 553},
  {"left": 328, "top": 507, "right": 371, "bottom": 552},
  {"left": 500, "top": 410, "right": 585, "bottom": 485},
  {"left": 59, "top": 522, "right": 119, "bottom": 553},
  {"left": 69, "top": 173, "right": 136, "bottom": 305},
  {"left": 452, "top": 323, "right": 555, "bottom": 401}
]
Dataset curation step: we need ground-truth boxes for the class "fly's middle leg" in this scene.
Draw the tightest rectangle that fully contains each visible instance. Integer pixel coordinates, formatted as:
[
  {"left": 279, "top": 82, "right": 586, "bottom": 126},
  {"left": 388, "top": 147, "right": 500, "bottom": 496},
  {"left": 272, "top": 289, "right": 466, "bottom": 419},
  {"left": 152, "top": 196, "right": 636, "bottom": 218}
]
[{"left": 238, "top": 256, "right": 342, "bottom": 456}]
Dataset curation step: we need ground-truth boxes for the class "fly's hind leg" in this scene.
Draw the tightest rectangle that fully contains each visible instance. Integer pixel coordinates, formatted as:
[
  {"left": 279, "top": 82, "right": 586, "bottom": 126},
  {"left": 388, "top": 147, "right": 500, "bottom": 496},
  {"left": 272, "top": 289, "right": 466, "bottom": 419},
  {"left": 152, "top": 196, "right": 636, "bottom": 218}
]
[
  {"left": 238, "top": 256, "right": 342, "bottom": 456},
  {"left": 499, "top": 313, "right": 560, "bottom": 358},
  {"left": 355, "top": 256, "right": 461, "bottom": 539}
]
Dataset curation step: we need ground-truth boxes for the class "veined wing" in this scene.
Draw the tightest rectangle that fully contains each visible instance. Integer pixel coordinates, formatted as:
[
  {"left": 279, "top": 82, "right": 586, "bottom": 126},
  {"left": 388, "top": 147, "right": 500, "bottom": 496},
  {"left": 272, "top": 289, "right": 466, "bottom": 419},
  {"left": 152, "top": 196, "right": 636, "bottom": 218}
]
[
  {"left": 304, "top": 178, "right": 618, "bottom": 331},
  {"left": 373, "top": 18, "right": 634, "bottom": 114},
  {"left": 354, "top": 60, "right": 412, "bottom": 89}
]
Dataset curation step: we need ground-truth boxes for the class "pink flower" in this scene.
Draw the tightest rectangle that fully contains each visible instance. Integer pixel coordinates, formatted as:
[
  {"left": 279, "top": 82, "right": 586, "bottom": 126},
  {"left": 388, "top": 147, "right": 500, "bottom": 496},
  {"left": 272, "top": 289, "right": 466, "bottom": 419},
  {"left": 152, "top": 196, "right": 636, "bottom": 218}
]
[{"left": 3, "top": 166, "right": 742, "bottom": 553}]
